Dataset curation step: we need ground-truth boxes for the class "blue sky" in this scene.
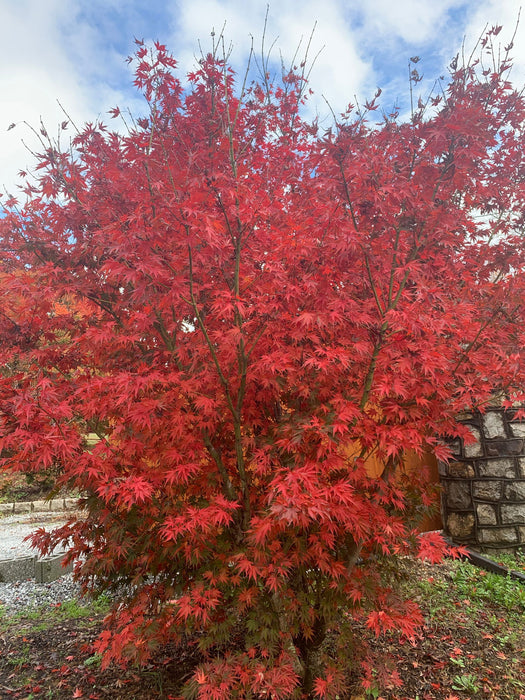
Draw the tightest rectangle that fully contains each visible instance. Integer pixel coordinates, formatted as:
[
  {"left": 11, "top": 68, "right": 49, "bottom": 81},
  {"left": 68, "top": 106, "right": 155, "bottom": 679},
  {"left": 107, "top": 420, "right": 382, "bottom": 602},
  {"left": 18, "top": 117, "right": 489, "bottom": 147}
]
[{"left": 1, "top": 0, "right": 524, "bottom": 194}]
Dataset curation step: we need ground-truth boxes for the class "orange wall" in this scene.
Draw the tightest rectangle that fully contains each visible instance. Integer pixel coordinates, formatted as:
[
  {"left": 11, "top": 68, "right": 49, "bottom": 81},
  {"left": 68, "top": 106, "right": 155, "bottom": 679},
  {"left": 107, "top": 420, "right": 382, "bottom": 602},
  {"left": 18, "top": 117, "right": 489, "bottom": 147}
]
[{"left": 345, "top": 445, "right": 442, "bottom": 532}]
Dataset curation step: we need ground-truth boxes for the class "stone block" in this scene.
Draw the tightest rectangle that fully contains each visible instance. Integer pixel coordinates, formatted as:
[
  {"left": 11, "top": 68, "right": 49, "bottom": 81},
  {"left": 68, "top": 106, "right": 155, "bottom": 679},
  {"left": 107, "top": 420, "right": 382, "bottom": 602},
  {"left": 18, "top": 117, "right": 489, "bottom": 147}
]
[
  {"left": 31, "top": 500, "right": 50, "bottom": 512},
  {"left": 507, "top": 439, "right": 524, "bottom": 455},
  {"left": 480, "top": 527, "right": 518, "bottom": 544},
  {"left": 478, "top": 459, "right": 516, "bottom": 478},
  {"left": 486, "top": 439, "right": 524, "bottom": 457},
  {"left": 473, "top": 480, "right": 501, "bottom": 500},
  {"left": 476, "top": 504, "right": 497, "bottom": 525},
  {"left": 501, "top": 504, "right": 525, "bottom": 524},
  {"left": 49, "top": 499, "right": 65, "bottom": 512},
  {"left": 438, "top": 461, "right": 448, "bottom": 476},
  {"left": 64, "top": 498, "right": 79, "bottom": 511},
  {"left": 464, "top": 427, "right": 482, "bottom": 457},
  {"left": 482, "top": 412, "right": 506, "bottom": 439},
  {"left": 0, "top": 503, "right": 14, "bottom": 515},
  {"left": 0, "top": 556, "right": 36, "bottom": 583},
  {"left": 510, "top": 422, "right": 525, "bottom": 438},
  {"left": 456, "top": 411, "right": 474, "bottom": 420},
  {"left": 13, "top": 501, "right": 31, "bottom": 514},
  {"left": 34, "top": 554, "right": 73, "bottom": 583},
  {"left": 518, "top": 457, "right": 525, "bottom": 479},
  {"left": 447, "top": 513, "right": 475, "bottom": 539},
  {"left": 519, "top": 458, "right": 525, "bottom": 477},
  {"left": 445, "top": 481, "right": 473, "bottom": 510},
  {"left": 519, "top": 526, "right": 525, "bottom": 543},
  {"left": 504, "top": 481, "right": 525, "bottom": 501},
  {"left": 448, "top": 439, "right": 462, "bottom": 457},
  {"left": 487, "top": 393, "right": 507, "bottom": 407},
  {"left": 480, "top": 546, "right": 518, "bottom": 555},
  {"left": 448, "top": 461, "right": 475, "bottom": 478}
]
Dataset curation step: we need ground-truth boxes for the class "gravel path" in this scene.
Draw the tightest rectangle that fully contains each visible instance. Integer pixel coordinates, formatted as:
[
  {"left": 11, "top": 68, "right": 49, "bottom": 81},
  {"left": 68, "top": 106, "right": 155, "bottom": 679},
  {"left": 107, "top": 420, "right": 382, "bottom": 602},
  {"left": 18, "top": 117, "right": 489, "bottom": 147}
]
[
  {"left": 0, "top": 511, "right": 82, "bottom": 615},
  {"left": 0, "top": 511, "right": 71, "bottom": 559}
]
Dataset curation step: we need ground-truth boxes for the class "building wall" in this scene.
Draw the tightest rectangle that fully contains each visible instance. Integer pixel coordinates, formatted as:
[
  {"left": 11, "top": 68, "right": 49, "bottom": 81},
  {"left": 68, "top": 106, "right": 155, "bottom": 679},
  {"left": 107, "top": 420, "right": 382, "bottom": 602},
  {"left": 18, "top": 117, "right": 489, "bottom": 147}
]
[{"left": 440, "top": 408, "right": 525, "bottom": 552}]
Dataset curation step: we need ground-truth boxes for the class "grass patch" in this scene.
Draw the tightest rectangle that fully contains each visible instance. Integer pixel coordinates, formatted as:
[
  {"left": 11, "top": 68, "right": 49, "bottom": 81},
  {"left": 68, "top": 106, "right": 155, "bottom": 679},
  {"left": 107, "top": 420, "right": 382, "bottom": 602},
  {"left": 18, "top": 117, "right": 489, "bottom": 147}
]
[
  {"left": 0, "top": 593, "right": 112, "bottom": 634},
  {"left": 451, "top": 560, "right": 525, "bottom": 613}
]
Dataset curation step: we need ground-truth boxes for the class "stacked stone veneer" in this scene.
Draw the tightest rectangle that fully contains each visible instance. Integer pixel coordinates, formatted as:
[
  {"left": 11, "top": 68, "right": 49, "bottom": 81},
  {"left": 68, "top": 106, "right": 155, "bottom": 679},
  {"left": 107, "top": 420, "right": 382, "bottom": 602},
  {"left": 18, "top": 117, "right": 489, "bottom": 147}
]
[{"left": 440, "top": 408, "right": 525, "bottom": 551}]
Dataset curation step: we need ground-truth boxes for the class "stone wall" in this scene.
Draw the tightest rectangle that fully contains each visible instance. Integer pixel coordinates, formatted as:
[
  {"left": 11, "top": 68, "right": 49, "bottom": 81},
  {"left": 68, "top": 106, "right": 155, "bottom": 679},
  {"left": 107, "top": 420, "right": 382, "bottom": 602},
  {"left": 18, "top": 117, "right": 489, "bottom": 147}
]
[{"left": 440, "top": 408, "right": 525, "bottom": 551}]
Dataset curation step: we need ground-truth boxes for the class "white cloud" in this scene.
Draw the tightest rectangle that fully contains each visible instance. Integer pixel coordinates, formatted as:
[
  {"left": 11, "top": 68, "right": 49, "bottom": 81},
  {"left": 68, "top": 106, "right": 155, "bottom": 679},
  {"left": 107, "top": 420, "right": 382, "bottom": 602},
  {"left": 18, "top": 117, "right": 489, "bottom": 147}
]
[
  {"left": 461, "top": 0, "right": 525, "bottom": 83},
  {"left": 272, "top": 2, "right": 372, "bottom": 118},
  {"left": 355, "top": 0, "right": 467, "bottom": 45},
  {"left": 0, "top": 0, "right": 136, "bottom": 197},
  {"left": 1, "top": 0, "right": 524, "bottom": 197},
  {"left": 169, "top": 0, "right": 374, "bottom": 122},
  {"left": 0, "top": 2, "right": 84, "bottom": 190}
]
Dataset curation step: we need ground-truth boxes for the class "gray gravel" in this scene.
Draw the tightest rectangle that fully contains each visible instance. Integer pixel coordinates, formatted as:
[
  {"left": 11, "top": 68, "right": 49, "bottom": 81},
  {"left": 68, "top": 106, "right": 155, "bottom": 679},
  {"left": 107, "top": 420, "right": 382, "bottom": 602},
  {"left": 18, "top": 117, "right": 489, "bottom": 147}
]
[
  {"left": 0, "top": 573, "right": 82, "bottom": 615},
  {"left": 0, "top": 511, "right": 70, "bottom": 559},
  {"left": 0, "top": 511, "right": 82, "bottom": 615}
]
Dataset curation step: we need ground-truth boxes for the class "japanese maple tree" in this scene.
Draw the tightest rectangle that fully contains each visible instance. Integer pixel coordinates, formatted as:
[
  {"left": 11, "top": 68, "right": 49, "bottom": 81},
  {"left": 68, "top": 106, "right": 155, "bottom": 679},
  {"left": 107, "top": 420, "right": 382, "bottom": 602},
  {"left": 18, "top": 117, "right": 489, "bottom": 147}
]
[{"left": 1, "top": 29, "right": 525, "bottom": 698}]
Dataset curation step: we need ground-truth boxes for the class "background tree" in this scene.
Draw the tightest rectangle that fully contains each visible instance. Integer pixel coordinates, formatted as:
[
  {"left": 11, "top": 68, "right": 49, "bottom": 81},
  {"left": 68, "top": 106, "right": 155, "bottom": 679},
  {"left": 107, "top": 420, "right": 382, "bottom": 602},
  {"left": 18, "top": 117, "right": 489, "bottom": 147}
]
[{"left": 1, "top": 30, "right": 525, "bottom": 698}]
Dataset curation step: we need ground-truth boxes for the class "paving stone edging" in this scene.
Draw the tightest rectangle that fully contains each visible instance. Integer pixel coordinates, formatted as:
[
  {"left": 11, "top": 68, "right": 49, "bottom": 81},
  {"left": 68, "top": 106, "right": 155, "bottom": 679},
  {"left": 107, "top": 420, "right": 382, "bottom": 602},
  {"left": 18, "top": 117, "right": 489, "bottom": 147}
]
[
  {"left": 0, "top": 498, "right": 79, "bottom": 583},
  {"left": 0, "top": 497, "right": 80, "bottom": 516},
  {"left": 0, "top": 553, "right": 74, "bottom": 583}
]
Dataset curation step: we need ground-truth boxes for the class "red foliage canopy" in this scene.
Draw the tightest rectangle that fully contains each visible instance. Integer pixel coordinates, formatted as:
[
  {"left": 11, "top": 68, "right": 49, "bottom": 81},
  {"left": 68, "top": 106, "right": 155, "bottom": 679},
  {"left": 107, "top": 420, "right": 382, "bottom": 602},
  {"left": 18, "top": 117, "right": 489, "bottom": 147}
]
[{"left": 1, "top": 34, "right": 525, "bottom": 698}]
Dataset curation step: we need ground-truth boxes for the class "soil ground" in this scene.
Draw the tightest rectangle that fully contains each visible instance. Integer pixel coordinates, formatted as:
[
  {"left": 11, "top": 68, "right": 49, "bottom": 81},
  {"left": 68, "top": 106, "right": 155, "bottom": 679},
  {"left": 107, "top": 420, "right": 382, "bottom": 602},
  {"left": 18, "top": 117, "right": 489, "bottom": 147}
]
[
  {"left": 1, "top": 471, "right": 524, "bottom": 698},
  {"left": 0, "top": 557, "right": 524, "bottom": 700}
]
